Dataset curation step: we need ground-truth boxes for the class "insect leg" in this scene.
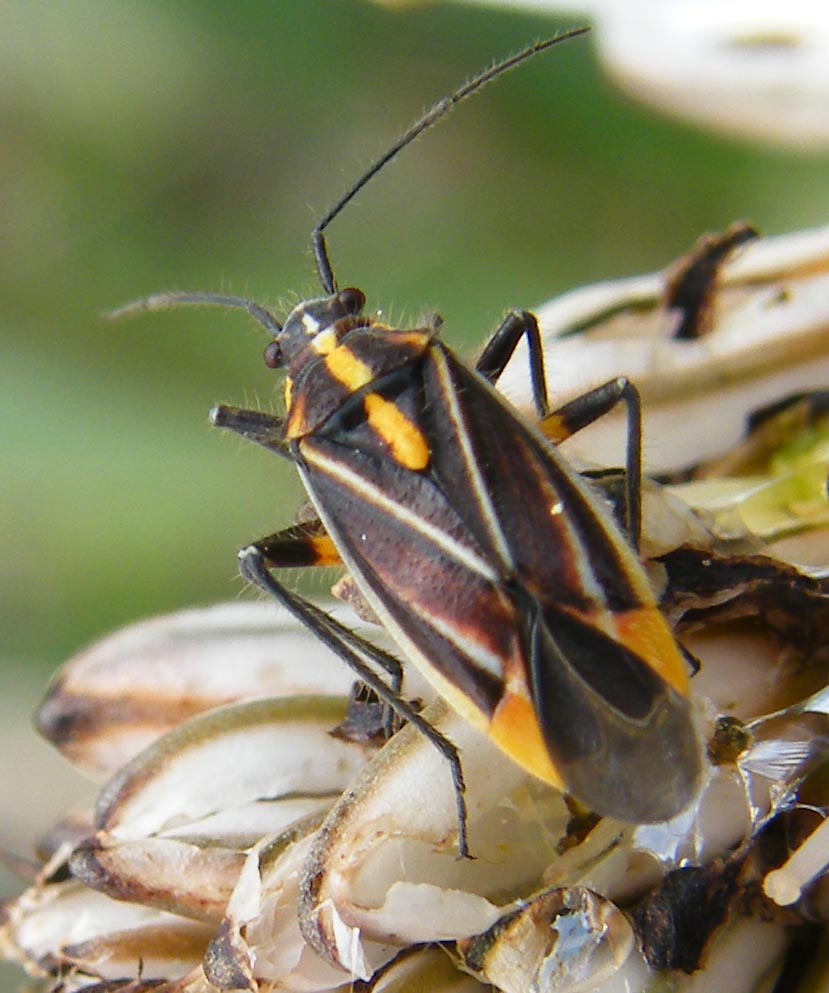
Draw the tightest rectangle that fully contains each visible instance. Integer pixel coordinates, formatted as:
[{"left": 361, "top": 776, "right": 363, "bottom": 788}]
[
  {"left": 249, "top": 526, "right": 401, "bottom": 683},
  {"left": 665, "top": 222, "right": 757, "bottom": 340},
  {"left": 541, "top": 377, "right": 643, "bottom": 553},
  {"left": 254, "top": 524, "right": 403, "bottom": 738},
  {"left": 254, "top": 521, "right": 342, "bottom": 568},
  {"left": 210, "top": 404, "right": 292, "bottom": 459},
  {"left": 238, "top": 544, "right": 472, "bottom": 858},
  {"left": 215, "top": 407, "right": 403, "bottom": 725},
  {"left": 476, "top": 310, "right": 548, "bottom": 418}
]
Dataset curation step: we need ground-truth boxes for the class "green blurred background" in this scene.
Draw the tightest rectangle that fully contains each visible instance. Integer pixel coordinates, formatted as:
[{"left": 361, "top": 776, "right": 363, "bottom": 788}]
[{"left": 1, "top": 0, "right": 828, "bottom": 962}]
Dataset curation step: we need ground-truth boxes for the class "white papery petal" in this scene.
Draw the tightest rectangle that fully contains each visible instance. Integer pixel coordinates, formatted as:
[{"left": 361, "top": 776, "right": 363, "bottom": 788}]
[
  {"left": 95, "top": 696, "right": 371, "bottom": 840},
  {"left": 497, "top": 226, "right": 829, "bottom": 474},
  {"left": 449, "top": 0, "right": 829, "bottom": 146},
  {"left": 299, "top": 702, "right": 571, "bottom": 963},
  {"left": 0, "top": 879, "right": 213, "bottom": 984},
  {"left": 37, "top": 602, "right": 358, "bottom": 779}
]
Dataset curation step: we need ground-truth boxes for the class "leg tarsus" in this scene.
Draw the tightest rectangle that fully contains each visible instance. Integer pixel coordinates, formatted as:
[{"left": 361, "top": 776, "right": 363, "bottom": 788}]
[{"left": 681, "top": 642, "right": 701, "bottom": 677}]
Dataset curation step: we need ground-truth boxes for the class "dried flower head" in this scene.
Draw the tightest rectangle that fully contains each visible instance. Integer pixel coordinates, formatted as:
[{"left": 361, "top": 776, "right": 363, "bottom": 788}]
[{"left": 4, "top": 226, "right": 829, "bottom": 992}]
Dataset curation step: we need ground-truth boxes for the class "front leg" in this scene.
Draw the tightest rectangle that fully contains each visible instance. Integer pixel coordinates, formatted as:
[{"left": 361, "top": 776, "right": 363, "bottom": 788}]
[{"left": 210, "top": 404, "right": 292, "bottom": 459}]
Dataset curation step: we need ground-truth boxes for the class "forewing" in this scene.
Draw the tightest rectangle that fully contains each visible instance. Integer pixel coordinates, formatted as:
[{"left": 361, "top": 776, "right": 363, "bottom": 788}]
[
  {"left": 528, "top": 602, "right": 700, "bottom": 822},
  {"left": 295, "top": 362, "right": 522, "bottom": 723},
  {"left": 423, "top": 347, "right": 650, "bottom": 614},
  {"left": 296, "top": 345, "right": 699, "bottom": 819},
  {"left": 422, "top": 347, "right": 699, "bottom": 818}
]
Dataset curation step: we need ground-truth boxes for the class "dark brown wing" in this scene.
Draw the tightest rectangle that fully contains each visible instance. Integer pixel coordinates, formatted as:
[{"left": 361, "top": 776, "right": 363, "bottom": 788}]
[{"left": 296, "top": 343, "right": 699, "bottom": 821}]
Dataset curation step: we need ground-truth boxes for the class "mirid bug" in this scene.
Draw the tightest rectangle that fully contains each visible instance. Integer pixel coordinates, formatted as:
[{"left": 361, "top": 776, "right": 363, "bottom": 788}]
[{"left": 114, "top": 31, "right": 701, "bottom": 856}]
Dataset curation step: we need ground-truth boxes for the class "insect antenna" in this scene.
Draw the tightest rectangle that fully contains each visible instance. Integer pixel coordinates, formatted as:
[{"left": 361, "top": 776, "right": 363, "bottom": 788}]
[
  {"left": 107, "top": 292, "right": 282, "bottom": 335},
  {"left": 311, "top": 27, "right": 590, "bottom": 295}
]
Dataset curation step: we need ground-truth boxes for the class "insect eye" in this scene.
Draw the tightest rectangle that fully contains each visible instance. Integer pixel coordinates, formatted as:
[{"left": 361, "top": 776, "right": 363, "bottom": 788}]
[
  {"left": 263, "top": 340, "right": 282, "bottom": 369},
  {"left": 338, "top": 287, "right": 365, "bottom": 315}
]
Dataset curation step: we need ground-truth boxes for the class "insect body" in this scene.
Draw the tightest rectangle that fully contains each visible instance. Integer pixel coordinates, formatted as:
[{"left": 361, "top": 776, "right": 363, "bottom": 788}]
[
  {"left": 231, "top": 290, "right": 699, "bottom": 822},
  {"left": 116, "top": 32, "right": 700, "bottom": 855}
]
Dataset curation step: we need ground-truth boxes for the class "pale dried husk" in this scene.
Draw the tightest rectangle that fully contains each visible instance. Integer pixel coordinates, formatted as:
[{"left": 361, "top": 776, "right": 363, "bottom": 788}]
[
  {"left": 498, "top": 225, "right": 829, "bottom": 476},
  {"left": 5, "top": 226, "right": 829, "bottom": 992}
]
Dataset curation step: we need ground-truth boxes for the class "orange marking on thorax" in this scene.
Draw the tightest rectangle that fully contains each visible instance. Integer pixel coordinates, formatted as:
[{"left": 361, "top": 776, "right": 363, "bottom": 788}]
[
  {"left": 363, "top": 393, "right": 430, "bottom": 470},
  {"left": 310, "top": 328, "right": 339, "bottom": 356},
  {"left": 285, "top": 389, "right": 307, "bottom": 439},
  {"left": 324, "top": 345, "right": 373, "bottom": 392}
]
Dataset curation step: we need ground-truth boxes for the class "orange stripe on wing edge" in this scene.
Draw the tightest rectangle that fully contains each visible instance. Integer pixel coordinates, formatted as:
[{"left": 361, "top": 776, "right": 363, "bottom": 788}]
[
  {"left": 613, "top": 606, "right": 689, "bottom": 697},
  {"left": 418, "top": 663, "right": 563, "bottom": 787},
  {"left": 489, "top": 691, "right": 564, "bottom": 788}
]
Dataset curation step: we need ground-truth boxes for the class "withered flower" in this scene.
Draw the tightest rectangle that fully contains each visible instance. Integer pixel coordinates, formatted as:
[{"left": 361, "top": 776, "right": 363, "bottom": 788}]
[{"left": 4, "top": 226, "right": 829, "bottom": 992}]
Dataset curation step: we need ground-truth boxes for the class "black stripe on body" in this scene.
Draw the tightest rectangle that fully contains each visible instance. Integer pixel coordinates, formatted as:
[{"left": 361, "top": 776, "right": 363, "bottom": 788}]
[
  {"left": 298, "top": 433, "right": 516, "bottom": 718},
  {"left": 424, "top": 346, "right": 648, "bottom": 614},
  {"left": 291, "top": 338, "right": 698, "bottom": 821},
  {"left": 294, "top": 340, "right": 658, "bottom": 712}
]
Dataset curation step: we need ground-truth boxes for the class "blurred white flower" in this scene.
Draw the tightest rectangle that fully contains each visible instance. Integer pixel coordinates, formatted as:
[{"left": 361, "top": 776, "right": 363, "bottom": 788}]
[{"left": 443, "top": 0, "right": 829, "bottom": 147}]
